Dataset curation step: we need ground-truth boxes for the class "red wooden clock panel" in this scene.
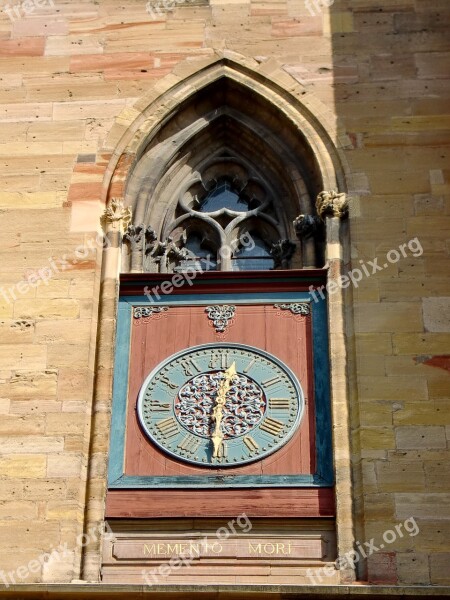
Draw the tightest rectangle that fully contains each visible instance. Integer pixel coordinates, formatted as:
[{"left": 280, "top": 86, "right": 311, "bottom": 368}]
[
  {"left": 106, "top": 274, "right": 335, "bottom": 518},
  {"left": 125, "top": 304, "right": 315, "bottom": 477}
]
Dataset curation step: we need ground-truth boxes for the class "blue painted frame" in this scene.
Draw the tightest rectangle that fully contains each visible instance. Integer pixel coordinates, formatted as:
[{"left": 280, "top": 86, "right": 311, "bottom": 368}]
[{"left": 108, "top": 291, "right": 333, "bottom": 488}]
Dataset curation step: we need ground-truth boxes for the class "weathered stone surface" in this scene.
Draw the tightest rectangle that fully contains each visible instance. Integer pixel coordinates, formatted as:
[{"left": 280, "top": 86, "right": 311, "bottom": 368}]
[
  {"left": 422, "top": 297, "right": 450, "bottom": 333},
  {"left": 0, "top": 455, "right": 46, "bottom": 478},
  {"left": 396, "top": 427, "right": 447, "bottom": 450},
  {"left": 395, "top": 494, "right": 450, "bottom": 521},
  {"left": 46, "top": 454, "right": 82, "bottom": 478}
]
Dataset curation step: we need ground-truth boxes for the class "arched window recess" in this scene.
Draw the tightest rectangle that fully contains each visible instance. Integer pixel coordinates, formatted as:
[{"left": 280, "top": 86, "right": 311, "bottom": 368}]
[{"left": 119, "top": 76, "right": 347, "bottom": 274}]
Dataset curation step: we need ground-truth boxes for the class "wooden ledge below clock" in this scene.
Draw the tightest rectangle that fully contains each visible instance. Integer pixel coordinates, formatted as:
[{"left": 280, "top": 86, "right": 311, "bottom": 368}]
[{"left": 105, "top": 488, "right": 334, "bottom": 518}]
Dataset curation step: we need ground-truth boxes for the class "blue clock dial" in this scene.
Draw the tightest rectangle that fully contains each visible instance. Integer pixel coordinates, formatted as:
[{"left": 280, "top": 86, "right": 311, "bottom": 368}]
[{"left": 137, "top": 343, "right": 304, "bottom": 467}]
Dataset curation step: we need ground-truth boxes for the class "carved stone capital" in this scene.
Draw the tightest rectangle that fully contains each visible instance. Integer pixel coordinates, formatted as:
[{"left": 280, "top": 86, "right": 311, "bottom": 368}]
[
  {"left": 293, "top": 214, "right": 322, "bottom": 239},
  {"left": 315, "top": 190, "right": 348, "bottom": 219},
  {"left": 102, "top": 198, "right": 132, "bottom": 232}
]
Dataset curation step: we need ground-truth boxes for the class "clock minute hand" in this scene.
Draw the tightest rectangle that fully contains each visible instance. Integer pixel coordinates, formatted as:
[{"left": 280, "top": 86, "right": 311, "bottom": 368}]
[{"left": 211, "top": 361, "right": 236, "bottom": 458}]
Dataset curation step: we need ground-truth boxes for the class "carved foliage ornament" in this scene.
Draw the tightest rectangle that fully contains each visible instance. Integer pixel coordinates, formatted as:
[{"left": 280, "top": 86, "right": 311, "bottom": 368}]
[
  {"left": 124, "top": 224, "right": 144, "bottom": 245},
  {"left": 176, "top": 372, "right": 265, "bottom": 439},
  {"left": 315, "top": 190, "right": 348, "bottom": 219},
  {"left": 102, "top": 198, "right": 132, "bottom": 231}
]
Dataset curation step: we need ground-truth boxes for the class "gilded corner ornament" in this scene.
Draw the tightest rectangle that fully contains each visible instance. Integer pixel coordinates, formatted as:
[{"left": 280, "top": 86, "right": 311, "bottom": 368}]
[
  {"left": 274, "top": 303, "right": 310, "bottom": 316},
  {"left": 315, "top": 190, "right": 348, "bottom": 219},
  {"left": 102, "top": 198, "right": 132, "bottom": 232},
  {"left": 205, "top": 305, "right": 236, "bottom": 333},
  {"left": 133, "top": 306, "right": 168, "bottom": 319}
]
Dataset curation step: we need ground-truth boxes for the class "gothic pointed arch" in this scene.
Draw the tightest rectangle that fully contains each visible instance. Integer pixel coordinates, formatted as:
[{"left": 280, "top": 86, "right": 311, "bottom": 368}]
[{"left": 101, "top": 52, "right": 350, "bottom": 274}]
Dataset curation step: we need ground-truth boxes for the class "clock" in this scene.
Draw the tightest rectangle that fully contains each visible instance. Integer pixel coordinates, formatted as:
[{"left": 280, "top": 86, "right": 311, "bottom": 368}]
[{"left": 137, "top": 343, "right": 304, "bottom": 467}]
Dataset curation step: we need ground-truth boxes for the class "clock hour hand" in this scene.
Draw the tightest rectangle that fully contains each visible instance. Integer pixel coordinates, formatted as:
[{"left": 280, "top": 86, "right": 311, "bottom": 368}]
[{"left": 211, "top": 361, "right": 236, "bottom": 458}]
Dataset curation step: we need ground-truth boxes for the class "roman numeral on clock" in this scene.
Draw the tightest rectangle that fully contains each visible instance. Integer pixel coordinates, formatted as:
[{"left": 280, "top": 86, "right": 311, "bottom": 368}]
[
  {"left": 160, "top": 375, "right": 178, "bottom": 390},
  {"left": 148, "top": 400, "right": 170, "bottom": 411},
  {"left": 177, "top": 435, "right": 200, "bottom": 455},
  {"left": 260, "top": 417, "right": 284, "bottom": 436},
  {"left": 208, "top": 351, "right": 229, "bottom": 369},
  {"left": 212, "top": 441, "right": 227, "bottom": 458},
  {"left": 262, "top": 375, "right": 282, "bottom": 388},
  {"left": 181, "top": 358, "right": 201, "bottom": 377},
  {"left": 268, "top": 398, "right": 290, "bottom": 410},
  {"left": 156, "top": 417, "right": 178, "bottom": 438},
  {"left": 243, "top": 357, "right": 256, "bottom": 374},
  {"left": 243, "top": 436, "right": 259, "bottom": 452}
]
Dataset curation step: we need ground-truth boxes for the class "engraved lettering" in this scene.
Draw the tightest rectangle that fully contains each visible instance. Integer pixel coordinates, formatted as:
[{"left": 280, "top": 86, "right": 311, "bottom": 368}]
[
  {"left": 143, "top": 544, "right": 156, "bottom": 555},
  {"left": 263, "top": 543, "right": 275, "bottom": 554},
  {"left": 209, "top": 542, "right": 223, "bottom": 554},
  {"left": 189, "top": 543, "right": 201, "bottom": 556},
  {"left": 143, "top": 539, "right": 294, "bottom": 559},
  {"left": 275, "top": 543, "right": 292, "bottom": 555},
  {"left": 179, "top": 543, "right": 188, "bottom": 555}
]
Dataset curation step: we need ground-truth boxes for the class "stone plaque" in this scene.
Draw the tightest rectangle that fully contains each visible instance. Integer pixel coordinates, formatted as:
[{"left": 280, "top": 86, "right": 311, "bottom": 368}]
[
  {"left": 102, "top": 521, "right": 338, "bottom": 585},
  {"left": 112, "top": 535, "right": 326, "bottom": 561}
]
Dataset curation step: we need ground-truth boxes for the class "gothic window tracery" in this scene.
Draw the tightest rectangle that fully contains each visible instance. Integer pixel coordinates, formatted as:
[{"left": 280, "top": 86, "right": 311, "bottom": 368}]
[
  {"left": 123, "top": 159, "right": 298, "bottom": 273},
  {"left": 120, "top": 78, "right": 331, "bottom": 274}
]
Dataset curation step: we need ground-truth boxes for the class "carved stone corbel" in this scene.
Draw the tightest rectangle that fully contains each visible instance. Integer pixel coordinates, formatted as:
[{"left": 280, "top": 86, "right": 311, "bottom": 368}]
[
  {"left": 138, "top": 226, "right": 158, "bottom": 272},
  {"left": 315, "top": 190, "right": 348, "bottom": 219},
  {"left": 270, "top": 239, "right": 296, "bottom": 269},
  {"left": 102, "top": 198, "right": 132, "bottom": 255},
  {"left": 124, "top": 223, "right": 145, "bottom": 272},
  {"left": 292, "top": 214, "right": 324, "bottom": 268},
  {"left": 293, "top": 214, "right": 322, "bottom": 239},
  {"left": 102, "top": 198, "right": 132, "bottom": 233}
]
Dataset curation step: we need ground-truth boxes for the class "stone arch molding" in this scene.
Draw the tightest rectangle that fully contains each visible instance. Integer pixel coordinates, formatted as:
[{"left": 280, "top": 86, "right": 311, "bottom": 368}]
[{"left": 100, "top": 50, "right": 350, "bottom": 274}]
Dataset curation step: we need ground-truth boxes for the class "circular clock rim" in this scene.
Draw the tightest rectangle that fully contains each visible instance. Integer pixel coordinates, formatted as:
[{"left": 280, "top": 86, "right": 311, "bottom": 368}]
[{"left": 137, "top": 342, "right": 305, "bottom": 467}]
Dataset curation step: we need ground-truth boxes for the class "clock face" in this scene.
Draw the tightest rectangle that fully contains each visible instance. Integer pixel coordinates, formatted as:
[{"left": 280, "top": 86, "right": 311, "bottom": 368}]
[{"left": 137, "top": 343, "right": 304, "bottom": 467}]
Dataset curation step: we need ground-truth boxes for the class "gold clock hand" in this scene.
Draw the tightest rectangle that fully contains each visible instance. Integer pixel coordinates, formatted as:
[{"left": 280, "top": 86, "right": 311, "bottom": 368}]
[{"left": 211, "top": 361, "right": 236, "bottom": 458}]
